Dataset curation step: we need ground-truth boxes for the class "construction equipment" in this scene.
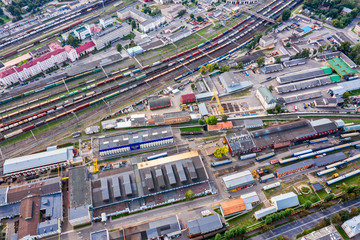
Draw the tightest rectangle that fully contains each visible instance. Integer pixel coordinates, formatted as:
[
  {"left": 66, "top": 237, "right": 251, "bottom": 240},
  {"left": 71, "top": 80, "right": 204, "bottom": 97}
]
[
  {"left": 93, "top": 158, "right": 99, "bottom": 173},
  {"left": 252, "top": 170, "right": 259, "bottom": 179},
  {"left": 327, "top": 173, "right": 339, "bottom": 180},
  {"left": 210, "top": 89, "right": 224, "bottom": 115}
]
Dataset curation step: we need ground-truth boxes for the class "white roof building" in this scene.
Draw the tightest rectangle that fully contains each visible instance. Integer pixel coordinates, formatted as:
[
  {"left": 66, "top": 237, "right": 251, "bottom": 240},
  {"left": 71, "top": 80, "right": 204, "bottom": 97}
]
[
  {"left": 240, "top": 191, "right": 259, "bottom": 210},
  {"left": 3, "top": 147, "right": 74, "bottom": 176},
  {"left": 222, "top": 170, "right": 254, "bottom": 191},
  {"left": 254, "top": 206, "right": 277, "bottom": 220},
  {"left": 271, "top": 192, "right": 299, "bottom": 210},
  {"left": 342, "top": 215, "right": 360, "bottom": 238}
]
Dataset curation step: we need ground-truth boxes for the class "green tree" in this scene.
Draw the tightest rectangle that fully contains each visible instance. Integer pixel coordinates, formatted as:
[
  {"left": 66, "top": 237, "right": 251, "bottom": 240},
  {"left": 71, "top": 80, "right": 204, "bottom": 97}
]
[
  {"left": 313, "top": 49, "right": 317, "bottom": 55},
  {"left": 131, "top": 20, "right": 136, "bottom": 30},
  {"left": 185, "top": 189, "right": 194, "bottom": 200},
  {"left": 275, "top": 56, "right": 282, "bottom": 63},
  {"left": 343, "top": 91, "right": 350, "bottom": 98},
  {"left": 304, "top": 201, "right": 312, "bottom": 209},
  {"left": 198, "top": 119, "right": 205, "bottom": 125},
  {"left": 178, "top": 9, "right": 186, "bottom": 16},
  {"left": 265, "top": 215, "right": 273, "bottom": 224},
  {"left": 215, "top": 233, "right": 222, "bottom": 240},
  {"left": 190, "top": 13, "right": 194, "bottom": 19},
  {"left": 237, "top": 62, "right": 244, "bottom": 69},
  {"left": 224, "top": 230, "right": 231, "bottom": 240},
  {"left": 311, "top": 195, "right": 319, "bottom": 203},
  {"left": 285, "top": 42, "right": 291, "bottom": 47},
  {"left": 197, "top": 16, "right": 204, "bottom": 22},
  {"left": 200, "top": 66, "right": 207, "bottom": 74},
  {"left": 339, "top": 210, "right": 351, "bottom": 222},
  {"left": 130, "top": 40, "right": 136, "bottom": 47},
  {"left": 206, "top": 64, "right": 214, "bottom": 72},
  {"left": 268, "top": 85, "right": 273, "bottom": 92},
  {"left": 222, "top": 115, "right": 228, "bottom": 122},
  {"left": 318, "top": 45, "right": 324, "bottom": 53},
  {"left": 324, "top": 193, "right": 335, "bottom": 202},
  {"left": 257, "top": 57, "right": 265, "bottom": 67},
  {"left": 206, "top": 115, "right": 218, "bottom": 125},
  {"left": 116, "top": 43, "right": 122, "bottom": 52},
  {"left": 282, "top": 9, "right": 291, "bottom": 21},
  {"left": 213, "top": 62, "right": 219, "bottom": 69},
  {"left": 220, "top": 66, "right": 230, "bottom": 72},
  {"left": 65, "top": 34, "right": 80, "bottom": 48},
  {"left": 350, "top": 207, "right": 359, "bottom": 217},
  {"left": 331, "top": 213, "right": 342, "bottom": 224},
  {"left": 301, "top": 48, "right": 310, "bottom": 58}
]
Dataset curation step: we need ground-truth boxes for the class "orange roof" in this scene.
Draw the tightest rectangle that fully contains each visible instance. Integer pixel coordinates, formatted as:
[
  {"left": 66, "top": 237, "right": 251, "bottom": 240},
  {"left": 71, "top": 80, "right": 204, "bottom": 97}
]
[
  {"left": 148, "top": 118, "right": 155, "bottom": 125},
  {"left": 208, "top": 121, "right": 233, "bottom": 131},
  {"left": 221, "top": 198, "right": 246, "bottom": 216}
]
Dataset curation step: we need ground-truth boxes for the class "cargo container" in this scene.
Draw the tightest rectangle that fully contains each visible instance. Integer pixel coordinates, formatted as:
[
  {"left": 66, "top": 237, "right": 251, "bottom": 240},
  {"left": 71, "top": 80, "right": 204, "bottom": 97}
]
[
  {"left": 147, "top": 152, "right": 168, "bottom": 161},
  {"left": 293, "top": 149, "right": 312, "bottom": 157},
  {"left": 309, "top": 137, "right": 328, "bottom": 144},
  {"left": 317, "top": 168, "right": 336, "bottom": 176}
]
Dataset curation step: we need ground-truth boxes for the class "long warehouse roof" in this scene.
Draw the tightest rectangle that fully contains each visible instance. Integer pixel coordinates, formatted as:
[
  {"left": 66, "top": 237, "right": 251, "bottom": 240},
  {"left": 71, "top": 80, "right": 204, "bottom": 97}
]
[{"left": 3, "top": 147, "right": 73, "bottom": 175}]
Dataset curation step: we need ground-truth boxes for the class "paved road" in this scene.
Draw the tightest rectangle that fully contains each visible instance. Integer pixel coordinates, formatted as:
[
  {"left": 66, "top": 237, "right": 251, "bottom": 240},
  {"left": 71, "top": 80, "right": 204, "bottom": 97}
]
[{"left": 250, "top": 198, "right": 360, "bottom": 240}]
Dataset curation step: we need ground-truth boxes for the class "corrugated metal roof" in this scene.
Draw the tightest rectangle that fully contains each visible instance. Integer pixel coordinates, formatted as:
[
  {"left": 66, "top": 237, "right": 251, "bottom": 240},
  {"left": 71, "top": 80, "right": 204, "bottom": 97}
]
[
  {"left": 3, "top": 147, "right": 73, "bottom": 175},
  {"left": 254, "top": 206, "right": 276, "bottom": 219},
  {"left": 223, "top": 170, "right": 254, "bottom": 189},
  {"left": 272, "top": 192, "right": 299, "bottom": 210},
  {"left": 187, "top": 214, "right": 223, "bottom": 235}
]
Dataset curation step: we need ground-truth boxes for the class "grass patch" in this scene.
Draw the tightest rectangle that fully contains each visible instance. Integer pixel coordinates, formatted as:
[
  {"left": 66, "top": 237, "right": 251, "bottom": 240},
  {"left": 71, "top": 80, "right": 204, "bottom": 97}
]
[
  {"left": 121, "top": 32, "right": 136, "bottom": 41},
  {"left": 227, "top": 203, "right": 263, "bottom": 227},
  {"left": 180, "top": 126, "right": 202, "bottom": 132},
  {"left": 73, "top": 222, "right": 91, "bottom": 229},
  {"left": 214, "top": 207, "right": 222, "bottom": 215},
  {"left": 343, "top": 118, "right": 360, "bottom": 124},
  {"left": 335, "top": 225, "right": 349, "bottom": 240}
]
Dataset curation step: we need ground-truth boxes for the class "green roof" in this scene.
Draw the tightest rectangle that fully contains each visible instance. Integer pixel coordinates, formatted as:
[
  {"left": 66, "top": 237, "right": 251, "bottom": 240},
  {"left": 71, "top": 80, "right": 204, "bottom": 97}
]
[
  {"left": 319, "top": 66, "right": 333, "bottom": 75},
  {"left": 327, "top": 57, "right": 359, "bottom": 77},
  {"left": 329, "top": 74, "right": 341, "bottom": 82},
  {"left": 258, "top": 86, "right": 276, "bottom": 104}
]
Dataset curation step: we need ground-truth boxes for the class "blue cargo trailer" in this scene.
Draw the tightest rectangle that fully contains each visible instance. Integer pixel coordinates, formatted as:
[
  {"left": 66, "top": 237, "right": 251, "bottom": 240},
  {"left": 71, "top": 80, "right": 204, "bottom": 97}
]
[
  {"left": 147, "top": 152, "right": 168, "bottom": 161},
  {"left": 211, "top": 159, "right": 232, "bottom": 167}
]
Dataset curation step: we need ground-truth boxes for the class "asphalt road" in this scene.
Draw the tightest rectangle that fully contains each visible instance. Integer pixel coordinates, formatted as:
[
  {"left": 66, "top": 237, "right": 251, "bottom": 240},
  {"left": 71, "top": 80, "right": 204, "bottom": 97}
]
[{"left": 250, "top": 198, "right": 360, "bottom": 240}]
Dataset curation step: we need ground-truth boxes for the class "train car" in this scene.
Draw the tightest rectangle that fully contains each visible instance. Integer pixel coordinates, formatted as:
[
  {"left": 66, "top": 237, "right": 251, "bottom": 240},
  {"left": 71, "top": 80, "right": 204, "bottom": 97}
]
[
  {"left": 147, "top": 152, "right": 168, "bottom": 161},
  {"left": 240, "top": 153, "right": 256, "bottom": 160},
  {"left": 317, "top": 167, "right": 336, "bottom": 176},
  {"left": 256, "top": 152, "right": 275, "bottom": 161},
  {"left": 293, "top": 149, "right": 312, "bottom": 157},
  {"left": 309, "top": 137, "right": 328, "bottom": 144},
  {"left": 355, "top": 144, "right": 360, "bottom": 149},
  {"left": 327, "top": 169, "right": 360, "bottom": 185},
  {"left": 211, "top": 159, "right": 232, "bottom": 167},
  {"left": 260, "top": 174, "right": 275, "bottom": 183},
  {"left": 135, "top": 74, "right": 146, "bottom": 80},
  {"left": 270, "top": 159, "right": 279, "bottom": 164},
  {"left": 153, "top": 61, "right": 161, "bottom": 66}
]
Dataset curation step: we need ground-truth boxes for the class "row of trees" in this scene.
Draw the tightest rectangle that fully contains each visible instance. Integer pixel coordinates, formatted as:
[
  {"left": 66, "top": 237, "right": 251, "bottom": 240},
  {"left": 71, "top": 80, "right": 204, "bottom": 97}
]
[
  {"left": 338, "top": 41, "right": 360, "bottom": 65},
  {"left": 264, "top": 208, "right": 295, "bottom": 224},
  {"left": 214, "top": 226, "right": 247, "bottom": 240},
  {"left": 199, "top": 62, "right": 219, "bottom": 74}
]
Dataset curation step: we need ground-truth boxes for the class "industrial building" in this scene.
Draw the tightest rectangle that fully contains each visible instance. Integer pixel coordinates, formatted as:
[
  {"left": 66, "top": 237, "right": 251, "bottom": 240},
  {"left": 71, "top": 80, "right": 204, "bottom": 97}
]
[
  {"left": 328, "top": 79, "right": 360, "bottom": 97},
  {"left": 68, "top": 166, "right": 92, "bottom": 226},
  {"left": 327, "top": 57, "right": 358, "bottom": 79},
  {"left": 225, "top": 119, "right": 341, "bottom": 156},
  {"left": 92, "top": 23, "right": 131, "bottom": 50},
  {"left": 300, "top": 225, "right": 342, "bottom": 240},
  {"left": 283, "top": 58, "right": 306, "bottom": 68},
  {"left": 218, "top": 72, "right": 253, "bottom": 93},
  {"left": 99, "top": 16, "right": 114, "bottom": 29},
  {"left": 119, "top": 215, "right": 182, "bottom": 239},
  {"left": 259, "top": 35, "right": 275, "bottom": 48},
  {"left": 149, "top": 96, "right": 171, "bottom": 110},
  {"left": 117, "top": 5, "right": 166, "bottom": 33},
  {"left": 162, "top": 111, "right": 190, "bottom": 124},
  {"left": 276, "top": 67, "right": 333, "bottom": 85},
  {"left": 275, "top": 159, "right": 315, "bottom": 177},
  {"left": 98, "top": 126, "right": 174, "bottom": 157},
  {"left": 2, "top": 147, "right": 74, "bottom": 179},
  {"left": 271, "top": 192, "right": 299, "bottom": 210},
  {"left": 91, "top": 151, "right": 211, "bottom": 218},
  {"left": 222, "top": 170, "right": 254, "bottom": 192},
  {"left": 314, "top": 152, "right": 346, "bottom": 167},
  {"left": 208, "top": 121, "right": 233, "bottom": 131},
  {"left": 91, "top": 230, "right": 109, "bottom": 240},
  {"left": 240, "top": 191, "right": 260, "bottom": 210},
  {"left": 261, "top": 64, "right": 283, "bottom": 74},
  {"left": 0, "top": 177, "right": 63, "bottom": 240},
  {"left": 254, "top": 206, "right": 277, "bottom": 220},
  {"left": 180, "top": 93, "right": 196, "bottom": 104},
  {"left": 256, "top": 85, "right": 277, "bottom": 110},
  {"left": 342, "top": 215, "right": 360, "bottom": 238},
  {"left": 313, "top": 97, "right": 344, "bottom": 108},
  {"left": 186, "top": 214, "right": 224, "bottom": 238}
]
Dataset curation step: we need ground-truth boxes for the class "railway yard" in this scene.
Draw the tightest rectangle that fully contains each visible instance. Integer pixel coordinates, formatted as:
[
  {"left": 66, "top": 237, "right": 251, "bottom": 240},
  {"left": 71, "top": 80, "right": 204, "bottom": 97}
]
[{"left": 1, "top": 0, "right": 360, "bottom": 239}]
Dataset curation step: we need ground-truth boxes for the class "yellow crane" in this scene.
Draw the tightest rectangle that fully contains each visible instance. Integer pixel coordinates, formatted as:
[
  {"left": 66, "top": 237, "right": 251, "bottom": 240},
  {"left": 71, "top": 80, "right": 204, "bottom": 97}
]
[
  {"left": 93, "top": 158, "right": 99, "bottom": 173},
  {"left": 210, "top": 89, "right": 224, "bottom": 115}
]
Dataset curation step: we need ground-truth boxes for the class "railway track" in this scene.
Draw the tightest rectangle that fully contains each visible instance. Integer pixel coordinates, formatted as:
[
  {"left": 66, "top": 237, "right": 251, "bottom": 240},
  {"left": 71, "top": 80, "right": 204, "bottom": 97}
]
[{"left": 0, "top": 0, "right": 302, "bottom": 142}]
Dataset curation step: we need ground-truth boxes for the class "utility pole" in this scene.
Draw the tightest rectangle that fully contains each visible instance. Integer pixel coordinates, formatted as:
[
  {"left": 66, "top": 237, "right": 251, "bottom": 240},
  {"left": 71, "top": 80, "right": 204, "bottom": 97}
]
[
  {"left": 102, "top": 99, "right": 111, "bottom": 114},
  {"left": 63, "top": 80, "right": 70, "bottom": 93}
]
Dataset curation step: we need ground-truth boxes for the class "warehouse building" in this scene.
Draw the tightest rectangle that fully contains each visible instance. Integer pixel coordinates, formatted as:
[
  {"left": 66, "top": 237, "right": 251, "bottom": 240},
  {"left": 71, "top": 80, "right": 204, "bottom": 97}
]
[
  {"left": 0, "top": 177, "right": 63, "bottom": 240},
  {"left": 243, "top": 119, "right": 264, "bottom": 129},
  {"left": 218, "top": 72, "right": 253, "bottom": 93},
  {"left": 254, "top": 206, "right": 277, "bottom": 220},
  {"left": 220, "top": 198, "right": 246, "bottom": 217},
  {"left": 240, "top": 191, "right": 260, "bottom": 210},
  {"left": 162, "top": 111, "right": 190, "bottom": 124},
  {"left": 300, "top": 225, "right": 342, "bottom": 240},
  {"left": 313, "top": 97, "right": 344, "bottom": 108},
  {"left": 119, "top": 215, "right": 182, "bottom": 239},
  {"left": 261, "top": 64, "right": 283, "bottom": 74},
  {"left": 224, "top": 130, "right": 256, "bottom": 156},
  {"left": 222, "top": 170, "right": 254, "bottom": 192},
  {"left": 2, "top": 147, "right": 74, "bottom": 179},
  {"left": 259, "top": 35, "right": 275, "bottom": 48},
  {"left": 276, "top": 67, "right": 333, "bottom": 85},
  {"left": 283, "top": 58, "right": 306, "bottom": 68},
  {"left": 256, "top": 85, "right": 277, "bottom": 110},
  {"left": 342, "top": 215, "right": 360, "bottom": 238},
  {"left": 149, "top": 96, "right": 171, "bottom": 110},
  {"left": 68, "top": 166, "right": 92, "bottom": 227},
  {"left": 99, "top": 126, "right": 174, "bottom": 157},
  {"left": 314, "top": 152, "right": 346, "bottom": 167},
  {"left": 186, "top": 214, "right": 224, "bottom": 238},
  {"left": 309, "top": 118, "right": 339, "bottom": 136},
  {"left": 281, "top": 91, "right": 323, "bottom": 104},
  {"left": 271, "top": 192, "right": 299, "bottom": 210},
  {"left": 327, "top": 57, "right": 359, "bottom": 79},
  {"left": 90, "top": 230, "right": 109, "bottom": 240},
  {"left": 92, "top": 23, "right": 131, "bottom": 50},
  {"left": 91, "top": 151, "right": 211, "bottom": 218},
  {"left": 180, "top": 93, "right": 196, "bottom": 104},
  {"left": 328, "top": 79, "right": 360, "bottom": 97},
  {"left": 275, "top": 159, "right": 315, "bottom": 177},
  {"left": 117, "top": 6, "right": 166, "bottom": 33},
  {"left": 235, "top": 51, "right": 265, "bottom": 66}
]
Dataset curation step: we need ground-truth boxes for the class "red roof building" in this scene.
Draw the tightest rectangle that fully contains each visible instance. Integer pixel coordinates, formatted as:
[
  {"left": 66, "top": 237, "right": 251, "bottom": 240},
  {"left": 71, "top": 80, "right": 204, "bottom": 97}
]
[
  {"left": 76, "top": 41, "right": 95, "bottom": 55},
  {"left": 90, "top": 26, "right": 102, "bottom": 33},
  {"left": 180, "top": 93, "right": 196, "bottom": 104}
]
